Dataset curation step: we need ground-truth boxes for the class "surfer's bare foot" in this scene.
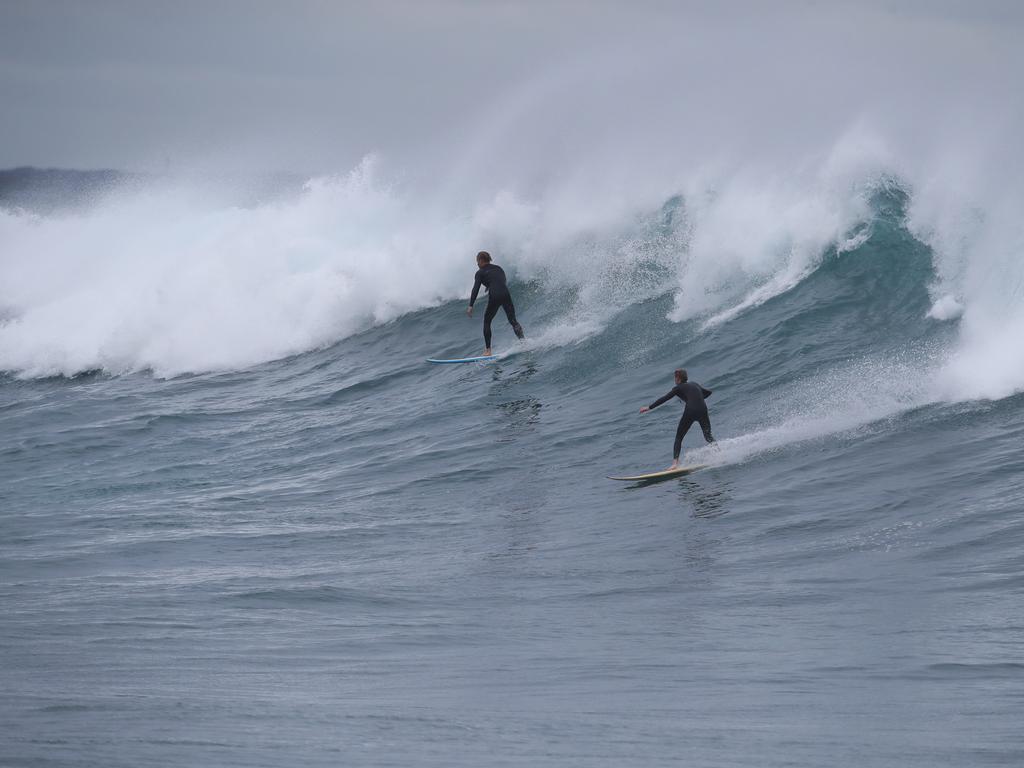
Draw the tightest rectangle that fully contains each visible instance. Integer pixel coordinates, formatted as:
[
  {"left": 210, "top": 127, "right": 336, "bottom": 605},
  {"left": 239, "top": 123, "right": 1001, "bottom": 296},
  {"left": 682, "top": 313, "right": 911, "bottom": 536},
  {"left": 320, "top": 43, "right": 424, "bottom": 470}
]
[
  {"left": 484, "top": 348, "right": 492, "bottom": 356},
  {"left": 667, "top": 460, "right": 680, "bottom": 471}
]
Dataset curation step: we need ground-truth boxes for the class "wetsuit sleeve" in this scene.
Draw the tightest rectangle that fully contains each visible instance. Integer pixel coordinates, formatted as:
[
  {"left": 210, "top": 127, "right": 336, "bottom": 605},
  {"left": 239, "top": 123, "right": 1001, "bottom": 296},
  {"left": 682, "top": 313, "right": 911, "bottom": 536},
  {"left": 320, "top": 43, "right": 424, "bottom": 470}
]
[
  {"left": 701, "top": 387, "right": 712, "bottom": 398},
  {"left": 469, "top": 270, "right": 483, "bottom": 307},
  {"left": 648, "top": 387, "right": 678, "bottom": 410}
]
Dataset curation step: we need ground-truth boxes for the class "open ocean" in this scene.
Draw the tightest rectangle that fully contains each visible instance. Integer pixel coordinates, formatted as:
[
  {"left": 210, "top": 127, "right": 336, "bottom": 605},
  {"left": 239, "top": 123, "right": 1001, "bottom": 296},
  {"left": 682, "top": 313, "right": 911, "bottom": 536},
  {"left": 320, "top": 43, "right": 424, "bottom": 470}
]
[{"left": 2, "top": 163, "right": 1024, "bottom": 767}]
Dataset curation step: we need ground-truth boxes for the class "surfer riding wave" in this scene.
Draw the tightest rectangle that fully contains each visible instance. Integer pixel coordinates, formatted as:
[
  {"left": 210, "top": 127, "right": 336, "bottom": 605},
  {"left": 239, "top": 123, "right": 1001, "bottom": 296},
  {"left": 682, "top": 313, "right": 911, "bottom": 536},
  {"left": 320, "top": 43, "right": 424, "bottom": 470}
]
[
  {"left": 466, "top": 251, "right": 525, "bottom": 356},
  {"left": 640, "top": 368, "right": 716, "bottom": 470}
]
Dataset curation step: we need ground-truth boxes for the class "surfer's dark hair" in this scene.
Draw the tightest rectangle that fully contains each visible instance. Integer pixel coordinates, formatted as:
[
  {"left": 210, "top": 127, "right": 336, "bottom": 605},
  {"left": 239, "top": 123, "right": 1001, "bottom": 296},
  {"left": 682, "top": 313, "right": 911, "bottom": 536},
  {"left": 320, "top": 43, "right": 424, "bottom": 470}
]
[
  {"left": 476, "top": 251, "right": 492, "bottom": 263},
  {"left": 675, "top": 369, "right": 688, "bottom": 382}
]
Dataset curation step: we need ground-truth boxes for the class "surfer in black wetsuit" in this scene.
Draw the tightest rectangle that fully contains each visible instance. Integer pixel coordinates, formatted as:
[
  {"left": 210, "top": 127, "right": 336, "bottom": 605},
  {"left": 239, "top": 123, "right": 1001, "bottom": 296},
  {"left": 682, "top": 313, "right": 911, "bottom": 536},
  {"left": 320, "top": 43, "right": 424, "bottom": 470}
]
[
  {"left": 466, "top": 251, "right": 525, "bottom": 356},
  {"left": 640, "top": 369, "right": 715, "bottom": 470}
]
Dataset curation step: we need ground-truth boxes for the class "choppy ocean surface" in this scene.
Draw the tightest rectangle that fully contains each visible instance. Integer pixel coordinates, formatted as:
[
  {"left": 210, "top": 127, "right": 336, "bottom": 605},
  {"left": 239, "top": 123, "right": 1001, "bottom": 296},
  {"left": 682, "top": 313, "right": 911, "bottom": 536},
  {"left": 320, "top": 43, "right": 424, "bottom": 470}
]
[{"left": 2, "top": 172, "right": 1024, "bottom": 767}]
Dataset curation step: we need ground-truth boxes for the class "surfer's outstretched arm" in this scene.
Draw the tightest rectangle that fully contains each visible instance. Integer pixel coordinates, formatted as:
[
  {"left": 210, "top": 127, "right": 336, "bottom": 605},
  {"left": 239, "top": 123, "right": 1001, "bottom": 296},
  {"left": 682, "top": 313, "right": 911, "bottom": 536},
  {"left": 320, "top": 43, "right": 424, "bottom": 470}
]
[
  {"left": 469, "top": 270, "right": 483, "bottom": 307},
  {"left": 701, "top": 387, "right": 712, "bottom": 398},
  {"left": 648, "top": 388, "right": 679, "bottom": 410},
  {"left": 640, "top": 390, "right": 674, "bottom": 413}
]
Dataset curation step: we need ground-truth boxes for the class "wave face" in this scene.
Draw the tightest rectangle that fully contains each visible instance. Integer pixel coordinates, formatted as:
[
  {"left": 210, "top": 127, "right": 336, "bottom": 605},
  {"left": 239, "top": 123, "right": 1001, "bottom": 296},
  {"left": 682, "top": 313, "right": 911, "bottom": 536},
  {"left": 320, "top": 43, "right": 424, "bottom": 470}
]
[
  {"left": 2, "top": 138, "right": 1022, "bottom": 404},
  {"left": 5, "top": 5, "right": 1024, "bottom": 766}
]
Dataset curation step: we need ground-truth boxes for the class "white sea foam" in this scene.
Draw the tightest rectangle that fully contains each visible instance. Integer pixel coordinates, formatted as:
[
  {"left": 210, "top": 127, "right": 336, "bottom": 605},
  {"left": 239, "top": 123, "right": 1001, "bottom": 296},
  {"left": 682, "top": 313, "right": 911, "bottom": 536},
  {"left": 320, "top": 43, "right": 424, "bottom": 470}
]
[
  {"left": 0, "top": 137, "right": 1019, "bottom": 394},
  {"left": 0, "top": 160, "right": 494, "bottom": 377},
  {"left": 927, "top": 295, "right": 964, "bottom": 322}
]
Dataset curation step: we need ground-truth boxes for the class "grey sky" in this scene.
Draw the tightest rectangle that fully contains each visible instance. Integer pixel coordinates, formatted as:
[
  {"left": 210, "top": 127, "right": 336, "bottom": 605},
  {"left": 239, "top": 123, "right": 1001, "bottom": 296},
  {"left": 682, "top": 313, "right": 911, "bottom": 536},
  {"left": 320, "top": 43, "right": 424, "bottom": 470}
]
[{"left": 1, "top": 0, "right": 1021, "bottom": 178}]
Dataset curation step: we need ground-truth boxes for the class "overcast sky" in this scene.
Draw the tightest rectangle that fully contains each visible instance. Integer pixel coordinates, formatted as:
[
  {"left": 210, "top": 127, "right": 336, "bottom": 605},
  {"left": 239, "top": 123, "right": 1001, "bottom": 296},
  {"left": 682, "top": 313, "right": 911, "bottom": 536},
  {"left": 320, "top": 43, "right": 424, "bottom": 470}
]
[{"left": 1, "top": 0, "right": 1021, "bottom": 178}]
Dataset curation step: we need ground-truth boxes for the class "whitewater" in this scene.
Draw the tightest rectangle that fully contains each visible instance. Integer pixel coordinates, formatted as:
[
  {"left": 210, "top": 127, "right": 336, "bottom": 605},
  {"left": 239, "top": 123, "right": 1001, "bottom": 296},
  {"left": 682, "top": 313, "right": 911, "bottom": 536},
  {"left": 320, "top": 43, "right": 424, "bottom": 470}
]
[{"left": 4, "top": 3, "right": 1024, "bottom": 766}]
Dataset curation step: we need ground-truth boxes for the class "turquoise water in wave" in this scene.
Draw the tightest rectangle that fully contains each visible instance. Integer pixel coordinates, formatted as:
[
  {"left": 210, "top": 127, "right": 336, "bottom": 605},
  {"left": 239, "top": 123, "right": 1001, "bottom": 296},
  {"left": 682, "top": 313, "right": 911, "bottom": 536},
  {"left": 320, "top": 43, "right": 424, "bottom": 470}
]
[{"left": 3, "top": 187, "right": 1024, "bottom": 767}]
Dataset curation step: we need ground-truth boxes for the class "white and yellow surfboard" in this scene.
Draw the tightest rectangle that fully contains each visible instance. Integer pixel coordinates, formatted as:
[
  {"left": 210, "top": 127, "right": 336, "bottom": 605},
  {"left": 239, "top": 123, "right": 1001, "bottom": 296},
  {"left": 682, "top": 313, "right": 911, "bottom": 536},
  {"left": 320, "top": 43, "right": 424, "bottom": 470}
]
[{"left": 607, "top": 464, "right": 707, "bottom": 482}]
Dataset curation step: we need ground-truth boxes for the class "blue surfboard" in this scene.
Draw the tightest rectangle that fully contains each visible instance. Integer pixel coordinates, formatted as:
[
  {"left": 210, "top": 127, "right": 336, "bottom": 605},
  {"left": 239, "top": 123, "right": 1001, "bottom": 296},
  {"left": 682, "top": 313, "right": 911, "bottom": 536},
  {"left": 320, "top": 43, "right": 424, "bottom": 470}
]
[{"left": 426, "top": 355, "right": 497, "bottom": 364}]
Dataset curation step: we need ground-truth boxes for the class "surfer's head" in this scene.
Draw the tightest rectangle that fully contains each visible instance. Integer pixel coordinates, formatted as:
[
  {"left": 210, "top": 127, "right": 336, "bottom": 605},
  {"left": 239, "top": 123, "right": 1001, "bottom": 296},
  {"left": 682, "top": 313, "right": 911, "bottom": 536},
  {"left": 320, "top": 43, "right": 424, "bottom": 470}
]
[
  {"left": 675, "top": 369, "right": 688, "bottom": 383},
  {"left": 476, "top": 251, "right": 492, "bottom": 266}
]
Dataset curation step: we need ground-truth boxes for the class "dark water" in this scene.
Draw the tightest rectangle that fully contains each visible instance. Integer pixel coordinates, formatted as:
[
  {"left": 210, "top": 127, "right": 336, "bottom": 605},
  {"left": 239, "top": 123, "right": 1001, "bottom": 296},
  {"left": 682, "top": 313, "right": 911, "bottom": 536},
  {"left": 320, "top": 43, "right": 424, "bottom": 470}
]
[{"left": 3, "top": 190, "right": 1024, "bottom": 767}]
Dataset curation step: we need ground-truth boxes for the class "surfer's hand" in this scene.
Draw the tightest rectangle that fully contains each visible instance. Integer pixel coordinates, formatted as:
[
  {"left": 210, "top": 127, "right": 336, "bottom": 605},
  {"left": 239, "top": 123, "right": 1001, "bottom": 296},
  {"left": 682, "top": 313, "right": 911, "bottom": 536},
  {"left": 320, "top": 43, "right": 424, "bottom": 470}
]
[
  {"left": 639, "top": 406, "right": 649, "bottom": 414},
  {"left": 466, "top": 306, "right": 473, "bottom": 317}
]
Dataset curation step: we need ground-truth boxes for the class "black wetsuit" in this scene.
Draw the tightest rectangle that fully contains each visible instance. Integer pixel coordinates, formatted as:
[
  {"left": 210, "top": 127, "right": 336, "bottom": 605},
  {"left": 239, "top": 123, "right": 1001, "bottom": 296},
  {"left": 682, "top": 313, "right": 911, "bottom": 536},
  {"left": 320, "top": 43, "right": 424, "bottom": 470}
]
[
  {"left": 470, "top": 263, "right": 523, "bottom": 348},
  {"left": 649, "top": 381, "right": 715, "bottom": 459}
]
